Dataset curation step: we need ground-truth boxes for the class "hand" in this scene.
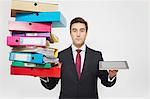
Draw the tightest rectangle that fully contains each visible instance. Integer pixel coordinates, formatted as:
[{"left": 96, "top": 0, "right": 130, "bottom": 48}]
[
  {"left": 108, "top": 69, "right": 118, "bottom": 79},
  {"left": 46, "top": 40, "right": 50, "bottom": 47},
  {"left": 58, "top": 62, "right": 62, "bottom": 67}
]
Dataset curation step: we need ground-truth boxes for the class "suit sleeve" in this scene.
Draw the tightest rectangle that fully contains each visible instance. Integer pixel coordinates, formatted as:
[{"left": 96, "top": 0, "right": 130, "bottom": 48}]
[
  {"left": 40, "top": 77, "right": 60, "bottom": 90},
  {"left": 40, "top": 52, "right": 62, "bottom": 90},
  {"left": 97, "top": 52, "right": 116, "bottom": 87}
]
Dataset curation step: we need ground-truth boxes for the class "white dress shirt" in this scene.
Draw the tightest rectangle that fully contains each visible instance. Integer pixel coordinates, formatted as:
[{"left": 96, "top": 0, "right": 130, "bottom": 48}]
[{"left": 71, "top": 44, "right": 86, "bottom": 73}]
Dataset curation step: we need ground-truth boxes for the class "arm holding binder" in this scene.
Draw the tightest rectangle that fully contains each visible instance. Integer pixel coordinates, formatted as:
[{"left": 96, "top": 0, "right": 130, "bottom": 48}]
[
  {"left": 40, "top": 51, "right": 63, "bottom": 90},
  {"left": 40, "top": 59, "right": 61, "bottom": 90}
]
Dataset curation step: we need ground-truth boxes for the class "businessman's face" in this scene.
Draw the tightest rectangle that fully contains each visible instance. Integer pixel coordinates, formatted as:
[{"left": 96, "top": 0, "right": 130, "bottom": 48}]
[{"left": 70, "top": 23, "right": 87, "bottom": 48}]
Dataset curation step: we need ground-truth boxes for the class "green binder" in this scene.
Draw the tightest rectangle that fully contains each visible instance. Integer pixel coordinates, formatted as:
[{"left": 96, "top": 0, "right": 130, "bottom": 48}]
[{"left": 12, "top": 61, "right": 51, "bottom": 68}]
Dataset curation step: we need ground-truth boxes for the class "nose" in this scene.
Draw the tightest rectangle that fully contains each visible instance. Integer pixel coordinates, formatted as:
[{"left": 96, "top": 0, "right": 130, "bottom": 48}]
[{"left": 77, "top": 31, "right": 80, "bottom": 37}]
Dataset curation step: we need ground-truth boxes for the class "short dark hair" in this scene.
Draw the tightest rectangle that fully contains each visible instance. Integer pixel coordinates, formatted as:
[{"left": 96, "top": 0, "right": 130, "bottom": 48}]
[{"left": 70, "top": 17, "right": 88, "bottom": 32}]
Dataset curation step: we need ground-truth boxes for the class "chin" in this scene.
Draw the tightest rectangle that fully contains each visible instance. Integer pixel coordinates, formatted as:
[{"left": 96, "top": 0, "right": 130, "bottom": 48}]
[
  {"left": 76, "top": 42, "right": 82, "bottom": 45},
  {"left": 77, "top": 43, "right": 84, "bottom": 46}
]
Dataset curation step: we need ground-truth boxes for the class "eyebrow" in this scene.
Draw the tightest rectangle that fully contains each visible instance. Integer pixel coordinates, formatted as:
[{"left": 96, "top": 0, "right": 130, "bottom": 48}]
[
  {"left": 80, "top": 28, "right": 85, "bottom": 30},
  {"left": 72, "top": 28, "right": 77, "bottom": 30},
  {"left": 72, "top": 28, "right": 85, "bottom": 29}
]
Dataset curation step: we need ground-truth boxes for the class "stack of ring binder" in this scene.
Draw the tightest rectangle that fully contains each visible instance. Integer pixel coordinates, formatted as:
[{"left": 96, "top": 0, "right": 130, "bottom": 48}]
[{"left": 7, "top": 0, "right": 66, "bottom": 78}]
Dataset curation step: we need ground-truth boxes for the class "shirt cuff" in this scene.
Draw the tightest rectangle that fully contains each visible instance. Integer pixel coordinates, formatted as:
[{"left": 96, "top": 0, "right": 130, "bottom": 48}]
[
  {"left": 108, "top": 76, "right": 116, "bottom": 82},
  {"left": 40, "top": 77, "right": 49, "bottom": 83}
]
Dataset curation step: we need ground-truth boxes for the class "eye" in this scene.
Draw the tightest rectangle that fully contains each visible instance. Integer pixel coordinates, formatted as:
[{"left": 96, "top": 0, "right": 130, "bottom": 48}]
[
  {"left": 72, "top": 28, "right": 77, "bottom": 32},
  {"left": 80, "top": 28, "right": 86, "bottom": 32}
]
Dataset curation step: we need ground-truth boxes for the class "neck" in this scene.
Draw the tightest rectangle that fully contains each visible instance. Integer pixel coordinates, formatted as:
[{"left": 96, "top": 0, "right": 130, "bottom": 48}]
[{"left": 73, "top": 43, "right": 84, "bottom": 49}]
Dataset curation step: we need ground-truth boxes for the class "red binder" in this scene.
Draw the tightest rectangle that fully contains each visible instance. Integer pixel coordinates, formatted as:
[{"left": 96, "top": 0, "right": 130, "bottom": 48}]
[{"left": 10, "top": 65, "right": 61, "bottom": 78}]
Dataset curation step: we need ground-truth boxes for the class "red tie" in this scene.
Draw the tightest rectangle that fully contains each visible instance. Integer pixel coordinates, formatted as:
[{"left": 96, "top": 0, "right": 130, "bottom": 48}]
[{"left": 76, "top": 49, "right": 81, "bottom": 79}]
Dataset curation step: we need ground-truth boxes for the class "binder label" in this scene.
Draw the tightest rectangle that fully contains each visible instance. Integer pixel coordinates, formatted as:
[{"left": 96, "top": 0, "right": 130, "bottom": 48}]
[
  {"left": 20, "top": 37, "right": 46, "bottom": 45},
  {"left": 14, "top": 53, "right": 31, "bottom": 61}
]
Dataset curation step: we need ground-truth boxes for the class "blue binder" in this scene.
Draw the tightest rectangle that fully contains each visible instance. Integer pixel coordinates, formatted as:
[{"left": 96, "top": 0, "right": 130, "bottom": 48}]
[
  {"left": 16, "top": 12, "right": 67, "bottom": 28},
  {"left": 9, "top": 52, "right": 44, "bottom": 64}
]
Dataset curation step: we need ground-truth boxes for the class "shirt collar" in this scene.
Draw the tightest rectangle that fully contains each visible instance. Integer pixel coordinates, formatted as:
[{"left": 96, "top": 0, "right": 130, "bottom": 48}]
[{"left": 71, "top": 44, "right": 86, "bottom": 52}]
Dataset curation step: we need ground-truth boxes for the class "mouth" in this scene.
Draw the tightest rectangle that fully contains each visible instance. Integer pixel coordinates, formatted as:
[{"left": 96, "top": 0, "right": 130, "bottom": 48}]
[{"left": 75, "top": 38, "right": 80, "bottom": 40}]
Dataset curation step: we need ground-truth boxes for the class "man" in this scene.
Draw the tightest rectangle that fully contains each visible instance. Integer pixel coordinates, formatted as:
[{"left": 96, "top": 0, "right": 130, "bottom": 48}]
[{"left": 40, "top": 17, "right": 118, "bottom": 99}]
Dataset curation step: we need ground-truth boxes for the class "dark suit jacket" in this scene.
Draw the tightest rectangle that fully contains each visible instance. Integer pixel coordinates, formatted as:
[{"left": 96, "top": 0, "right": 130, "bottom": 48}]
[{"left": 41, "top": 45, "right": 116, "bottom": 99}]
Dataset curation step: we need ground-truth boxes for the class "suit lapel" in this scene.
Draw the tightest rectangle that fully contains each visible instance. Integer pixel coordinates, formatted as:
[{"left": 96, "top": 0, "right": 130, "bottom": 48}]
[
  {"left": 80, "top": 46, "right": 90, "bottom": 80},
  {"left": 68, "top": 46, "right": 79, "bottom": 81}
]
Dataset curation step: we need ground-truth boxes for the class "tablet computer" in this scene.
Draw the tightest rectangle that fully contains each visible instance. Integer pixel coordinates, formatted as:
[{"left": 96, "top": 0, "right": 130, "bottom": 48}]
[{"left": 99, "top": 61, "right": 129, "bottom": 70}]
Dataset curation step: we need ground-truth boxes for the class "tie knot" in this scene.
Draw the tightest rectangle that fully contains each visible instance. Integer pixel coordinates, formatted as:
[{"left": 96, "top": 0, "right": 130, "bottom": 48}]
[{"left": 76, "top": 49, "right": 81, "bottom": 53}]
